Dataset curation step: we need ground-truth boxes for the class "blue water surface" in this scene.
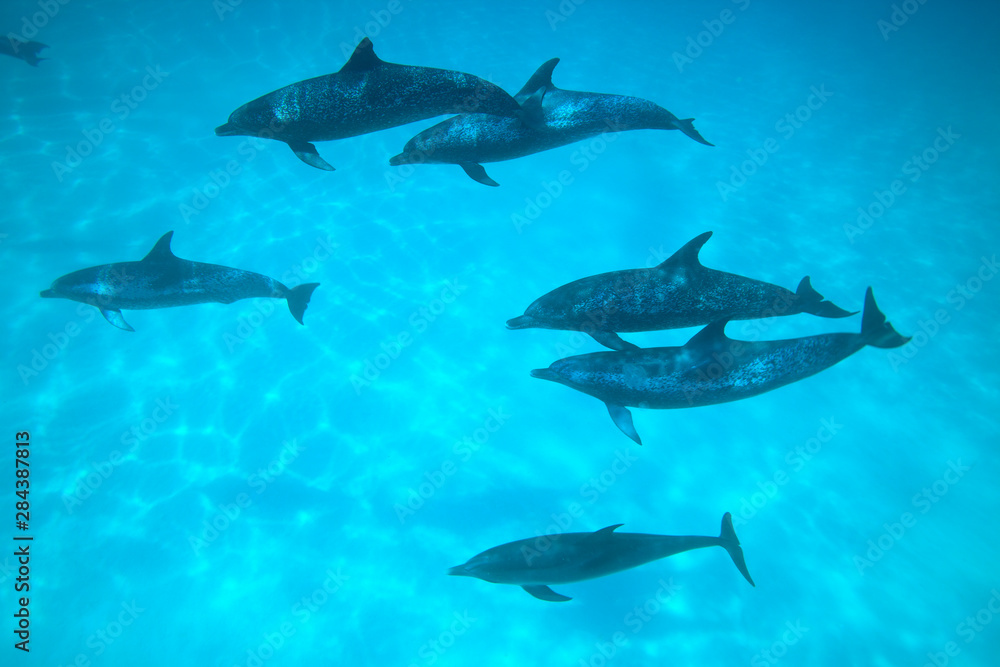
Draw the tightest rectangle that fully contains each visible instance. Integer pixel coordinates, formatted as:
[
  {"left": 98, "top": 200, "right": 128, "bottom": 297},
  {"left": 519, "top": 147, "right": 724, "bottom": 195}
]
[{"left": 1, "top": 1, "right": 998, "bottom": 666}]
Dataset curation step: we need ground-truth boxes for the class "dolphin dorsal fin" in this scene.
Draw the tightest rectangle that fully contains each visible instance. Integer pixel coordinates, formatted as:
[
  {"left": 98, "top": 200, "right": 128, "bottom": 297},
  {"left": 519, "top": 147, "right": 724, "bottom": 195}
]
[
  {"left": 594, "top": 524, "right": 624, "bottom": 536},
  {"left": 515, "top": 58, "right": 560, "bottom": 101},
  {"left": 142, "top": 232, "right": 177, "bottom": 262},
  {"left": 685, "top": 319, "right": 733, "bottom": 350},
  {"left": 658, "top": 231, "right": 713, "bottom": 270},
  {"left": 341, "top": 38, "right": 384, "bottom": 72}
]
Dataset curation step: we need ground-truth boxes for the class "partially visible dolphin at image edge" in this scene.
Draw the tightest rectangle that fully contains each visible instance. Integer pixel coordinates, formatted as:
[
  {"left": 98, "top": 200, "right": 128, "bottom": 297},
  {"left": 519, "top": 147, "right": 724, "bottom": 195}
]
[
  {"left": 40, "top": 232, "right": 319, "bottom": 331},
  {"left": 215, "top": 37, "right": 523, "bottom": 171},
  {"left": 0, "top": 37, "right": 48, "bottom": 66},
  {"left": 448, "top": 513, "right": 753, "bottom": 602}
]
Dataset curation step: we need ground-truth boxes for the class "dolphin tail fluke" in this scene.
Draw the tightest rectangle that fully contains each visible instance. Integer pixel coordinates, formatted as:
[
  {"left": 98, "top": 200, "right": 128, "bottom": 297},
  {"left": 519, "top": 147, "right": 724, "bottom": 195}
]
[
  {"left": 286, "top": 283, "right": 320, "bottom": 325},
  {"left": 719, "top": 512, "right": 754, "bottom": 587},
  {"left": 795, "top": 276, "right": 857, "bottom": 319},
  {"left": 860, "top": 287, "right": 910, "bottom": 349},
  {"left": 675, "top": 118, "right": 714, "bottom": 146}
]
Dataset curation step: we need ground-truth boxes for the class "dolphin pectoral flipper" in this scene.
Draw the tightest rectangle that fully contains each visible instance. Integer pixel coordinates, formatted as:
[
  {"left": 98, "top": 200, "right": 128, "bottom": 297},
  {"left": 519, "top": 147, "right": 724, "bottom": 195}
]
[
  {"left": 606, "top": 403, "right": 642, "bottom": 446},
  {"left": 589, "top": 330, "right": 639, "bottom": 352},
  {"left": 719, "top": 512, "right": 754, "bottom": 587},
  {"left": 522, "top": 585, "right": 572, "bottom": 602},
  {"left": 100, "top": 308, "right": 135, "bottom": 332},
  {"left": 287, "top": 141, "right": 336, "bottom": 171},
  {"left": 460, "top": 163, "right": 499, "bottom": 187}
]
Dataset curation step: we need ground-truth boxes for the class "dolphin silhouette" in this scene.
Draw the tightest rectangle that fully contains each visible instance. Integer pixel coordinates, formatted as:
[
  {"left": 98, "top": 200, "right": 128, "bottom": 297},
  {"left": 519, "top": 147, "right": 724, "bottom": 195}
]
[
  {"left": 530, "top": 288, "right": 910, "bottom": 445},
  {"left": 507, "top": 232, "right": 855, "bottom": 351},
  {"left": 0, "top": 37, "right": 48, "bottom": 66},
  {"left": 40, "top": 232, "right": 319, "bottom": 331},
  {"left": 390, "top": 58, "right": 712, "bottom": 186},
  {"left": 448, "top": 513, "right": 753, "bottom": 602},
  {"left": 215, "top": 37, "right": 522, "bottom": 171}
]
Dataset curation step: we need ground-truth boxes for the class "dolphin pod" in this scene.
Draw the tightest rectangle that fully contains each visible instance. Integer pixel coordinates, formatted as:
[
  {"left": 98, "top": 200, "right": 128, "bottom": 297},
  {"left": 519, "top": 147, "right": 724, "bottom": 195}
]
[
  {"left": 390, "top": 58, "right": 713, "bottom": 186},
  {"left": 507, "top": 231, "right": 855, "bottom": 351},
  {"left": 449, "top": 513, "right": 753, "bottom": 601},
  {"left": 529, "top": 287, "right": 909, "bottom": 445},
  {"left": 215, "top": 38, "right": 523, "bottom": 171},
  {"left": 40, "top": 232, "right": 319, "bottom": 331},
  {"left": 33, "top": 34, "right": 915, "bottom": 609}
]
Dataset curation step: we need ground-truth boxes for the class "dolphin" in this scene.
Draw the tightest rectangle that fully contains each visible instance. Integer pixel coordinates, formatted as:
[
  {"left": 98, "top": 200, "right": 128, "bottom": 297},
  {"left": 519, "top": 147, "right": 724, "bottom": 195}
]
[
  {"left": 215, "top": 37, "right": 523, "bottom": 171},
  {"left": 507, "top": 232, "right": 855, "bottom": 351},
  {"left": 1, "top": 37, "right": 48, "bottom": 66},
  {"left": 40, "top": 232, "right": 319, "bottom": 331},
  {"left": 448, "top": 513, "right": 753, "bottom": 602},
  {"left": 389, "top": 58, "right": 712, "bottom": 186},
  {"left": 530, "top": 288, "right": 909, "bottom": 445}
]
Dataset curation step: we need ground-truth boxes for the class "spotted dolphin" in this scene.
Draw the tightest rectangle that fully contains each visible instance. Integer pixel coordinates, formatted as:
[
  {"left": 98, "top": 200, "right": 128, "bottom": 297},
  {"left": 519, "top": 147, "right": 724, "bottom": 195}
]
[
  {"left": 215, "top": 37, "right": 522, "bottom": 171},
  {"left": 530, "top": 288, "right": 909, "bottom": 445},
  {"left": 40, "top": 232, "right": 319, "bottom": 331},
  {"left": 448, "top": 513, "right": 753, "bottom": 602},
  {"left": 1, "top": 37, "right": 47, "bottom": 66},
  {"left": 508, "top": 232, "right": 855, "bottom": 351},
  {"left": 389, "top": 58, "right": 712, "bottom": 186}
]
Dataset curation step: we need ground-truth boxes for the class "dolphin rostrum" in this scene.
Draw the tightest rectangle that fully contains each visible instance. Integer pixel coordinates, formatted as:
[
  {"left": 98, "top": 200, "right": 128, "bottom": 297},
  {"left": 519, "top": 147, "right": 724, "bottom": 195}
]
[
  {"left": 390, "top": 58, "right": 712, "bottom": 186},
  {"left": 508, "top": 232, "right": 855, "bottom": 351},
  {"left": 448, "top": 513, "right": 753, "bottom": 602},
  {"left": 530, "top": 288, "right": 909, "bottom": 444},
  {"left": 40, "top": 232, "right": 319, "bottom": 331},
  {"left": 215, "top": 38, "right": 523, "bottom": 171}
]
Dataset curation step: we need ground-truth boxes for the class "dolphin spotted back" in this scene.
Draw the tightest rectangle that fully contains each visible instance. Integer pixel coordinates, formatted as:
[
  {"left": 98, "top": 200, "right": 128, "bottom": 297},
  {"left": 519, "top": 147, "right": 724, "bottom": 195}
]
[
  {"left": 448, "top": 512, "right": 754, "bottom": 602},
  {"left": 40, "top": 232, "right": 320, "bottom": 331}
]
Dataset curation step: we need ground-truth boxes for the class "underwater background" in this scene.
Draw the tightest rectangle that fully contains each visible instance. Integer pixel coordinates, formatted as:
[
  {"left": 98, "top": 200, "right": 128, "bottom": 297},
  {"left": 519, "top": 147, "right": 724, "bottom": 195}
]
[{"left": 1, "top": 0, "right": 998, "bottom": 665}]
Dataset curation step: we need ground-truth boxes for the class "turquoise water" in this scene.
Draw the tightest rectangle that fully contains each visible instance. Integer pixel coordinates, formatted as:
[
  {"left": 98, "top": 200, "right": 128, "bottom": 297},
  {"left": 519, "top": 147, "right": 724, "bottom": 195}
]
[{"left": 2, "top": 0, "right": 998, "bottom": 665}]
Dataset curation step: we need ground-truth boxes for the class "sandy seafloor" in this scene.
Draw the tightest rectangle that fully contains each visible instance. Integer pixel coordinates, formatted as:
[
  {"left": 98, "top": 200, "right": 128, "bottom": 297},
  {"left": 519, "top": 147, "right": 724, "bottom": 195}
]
[{"left": 0, "top": 0, "right": 998, "bottom": 666}]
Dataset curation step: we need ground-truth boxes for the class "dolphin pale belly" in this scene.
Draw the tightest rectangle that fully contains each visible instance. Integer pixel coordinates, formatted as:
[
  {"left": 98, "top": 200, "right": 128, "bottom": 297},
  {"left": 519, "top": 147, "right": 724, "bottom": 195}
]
[
  {"left": 390, "top": 58, "right": 712, "bottom": 186},
  {"left": 215, "top": 37, "right": 522, "bottom": 171},
  {"left": 449, "top": 513, "right": 753, "bottom": 602},
  {"left": 530, "top": 288, "right": 909, "bottom": 445},
  {"left": 507, "top": 232, "right": 855, "bottom": 351},
  {"left": 40, "top": 232, "right": 319, "bottom": 331}
]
